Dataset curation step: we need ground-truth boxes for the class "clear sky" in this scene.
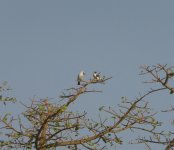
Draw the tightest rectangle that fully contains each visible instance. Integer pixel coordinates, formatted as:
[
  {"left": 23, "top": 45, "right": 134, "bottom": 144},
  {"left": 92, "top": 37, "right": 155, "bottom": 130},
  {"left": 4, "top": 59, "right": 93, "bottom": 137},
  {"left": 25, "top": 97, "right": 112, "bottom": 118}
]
[{"left": 0, "top": 1, "right": 173, "bottom": 150}]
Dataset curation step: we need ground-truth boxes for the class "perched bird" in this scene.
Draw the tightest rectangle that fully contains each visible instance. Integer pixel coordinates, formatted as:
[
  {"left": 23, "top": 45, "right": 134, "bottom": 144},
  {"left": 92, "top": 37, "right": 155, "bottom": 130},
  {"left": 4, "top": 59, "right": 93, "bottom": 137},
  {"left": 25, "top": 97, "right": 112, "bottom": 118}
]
[
  {"left": 93, "top": 72, "right": 101, "bottom": 81},
  {"left": 93, "top": 72, "right": 98, "bottom": 79},
  {"left": 77, "top": 71, "right": 85, "bottom": 85}
]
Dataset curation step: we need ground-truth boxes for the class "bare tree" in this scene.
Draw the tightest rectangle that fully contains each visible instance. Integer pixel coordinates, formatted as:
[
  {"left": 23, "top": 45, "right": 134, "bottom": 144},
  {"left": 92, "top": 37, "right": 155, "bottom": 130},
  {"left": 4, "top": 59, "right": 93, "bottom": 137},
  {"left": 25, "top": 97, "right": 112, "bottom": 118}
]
[
  {"left": 136, "top": 64, "right": 174, "bottom": 150},
  {"left": 0, "top": 64, "right": 173, "bottom": 150}
]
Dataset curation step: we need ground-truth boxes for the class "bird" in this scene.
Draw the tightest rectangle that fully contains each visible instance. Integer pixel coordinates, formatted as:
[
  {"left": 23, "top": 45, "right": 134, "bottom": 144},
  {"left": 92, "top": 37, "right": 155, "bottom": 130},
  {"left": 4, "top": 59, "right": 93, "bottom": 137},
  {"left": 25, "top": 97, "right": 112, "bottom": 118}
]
[
  {"left": 93, "top": 72, "right": 98, "bottom": 79},
  {"left": 93, "top": 72, "right": 101, "bottom": 81},
  {"left": 77, "top": 71, "right": 85, "bottom": 85}
]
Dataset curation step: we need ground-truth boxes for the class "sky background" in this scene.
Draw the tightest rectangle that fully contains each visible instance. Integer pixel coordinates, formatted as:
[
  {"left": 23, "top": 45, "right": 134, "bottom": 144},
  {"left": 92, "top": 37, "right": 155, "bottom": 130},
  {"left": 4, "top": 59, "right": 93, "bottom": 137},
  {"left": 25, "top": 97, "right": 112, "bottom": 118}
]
[{"left": 0, "top": 0, "right": 173, "bottom": 150}]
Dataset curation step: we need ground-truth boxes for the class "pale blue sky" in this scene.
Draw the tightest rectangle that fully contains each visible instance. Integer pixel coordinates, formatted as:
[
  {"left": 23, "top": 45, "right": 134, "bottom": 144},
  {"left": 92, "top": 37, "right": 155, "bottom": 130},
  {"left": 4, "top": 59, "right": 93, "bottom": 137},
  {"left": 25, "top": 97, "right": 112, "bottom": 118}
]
[{"left": 0, "top": 1, "right": 173, "bottom": 149}]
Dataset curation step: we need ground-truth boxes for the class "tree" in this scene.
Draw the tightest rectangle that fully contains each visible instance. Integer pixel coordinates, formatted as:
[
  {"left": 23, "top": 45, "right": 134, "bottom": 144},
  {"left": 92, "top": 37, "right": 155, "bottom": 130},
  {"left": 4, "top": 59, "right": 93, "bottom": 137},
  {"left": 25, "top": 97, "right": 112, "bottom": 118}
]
[
  {"left": 0, "top": 64, "right": 173, "bottom": 150},
  {"left": 0, "top": 81, "right": 16, "bottom": 105},
  {"left": 137, "top": 64, "right": 174, "bottom": 150}
]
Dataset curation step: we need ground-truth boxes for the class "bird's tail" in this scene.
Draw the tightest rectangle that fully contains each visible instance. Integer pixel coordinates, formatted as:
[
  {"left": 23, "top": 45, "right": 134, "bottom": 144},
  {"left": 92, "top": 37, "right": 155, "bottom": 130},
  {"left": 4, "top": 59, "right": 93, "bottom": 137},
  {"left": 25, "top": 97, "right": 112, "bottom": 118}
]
[{"left": 78, "top": 81, "right": 80, "bottom": 85}]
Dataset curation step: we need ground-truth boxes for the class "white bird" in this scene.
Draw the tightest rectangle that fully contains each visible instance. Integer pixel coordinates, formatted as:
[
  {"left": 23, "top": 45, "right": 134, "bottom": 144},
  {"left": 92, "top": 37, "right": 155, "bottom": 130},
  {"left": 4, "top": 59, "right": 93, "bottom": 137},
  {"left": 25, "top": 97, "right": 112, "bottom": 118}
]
[{"left": 77, "top": 71, "right": 85, "bottom": 85}]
